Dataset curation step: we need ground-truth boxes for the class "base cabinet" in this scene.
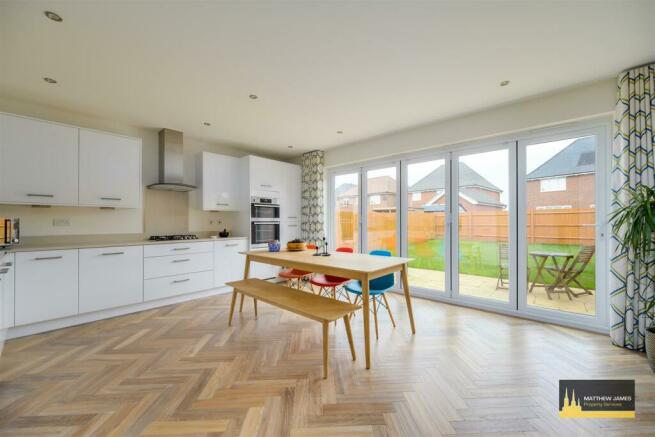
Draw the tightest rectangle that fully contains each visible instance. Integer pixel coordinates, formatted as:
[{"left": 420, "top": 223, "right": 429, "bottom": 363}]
[
  {"left": 214, "top": 240, "right": 247, "bottom": 287},
  {"left": 15, "top": 250, "right": 78, "bottom": 326},
  {"left": 79, "top": 246, "right": 143, "bottom": 313},
  {"left": 144, "top": 270, "right": 214, "bottom": 301}
]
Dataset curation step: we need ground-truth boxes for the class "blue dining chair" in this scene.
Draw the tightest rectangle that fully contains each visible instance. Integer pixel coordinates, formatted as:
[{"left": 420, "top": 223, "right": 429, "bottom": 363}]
[{"left": 345, "top": 249, "right": 396, "bottom": 339}]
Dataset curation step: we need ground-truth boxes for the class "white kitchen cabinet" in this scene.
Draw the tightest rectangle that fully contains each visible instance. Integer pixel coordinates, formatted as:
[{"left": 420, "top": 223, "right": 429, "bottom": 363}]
[
  {"left": 0, "top": 253, "right": 15, "bottom": 328},
  {"left": 15, "top": 250, "right": 78, "bottom": 326},
  {"left": 79, "top": 246, "right": 143, "bottom": 313},
  {"left": 280, "top": 163, "right": 302, "bottom": 244},
  {"left": 79, "top": 129, "right": 141, "bottom": 208},
  {"left": 247, "top": 155, "right": 285, "bottom": 193},
  {"left": 144, "top": 270, "right": 214, "bottom": 302},
  {"left": 214, "top": 239, "right": 247, "bottom": 287},
  {"left": 0, "top": 113, "right": 79, "bottom": 205},
  {"left": 144, "top": 251, "right": 214, "bottom": 279},
  {"left": 198, "top": 152, "right": 242, "bottom": 211},
  {"left": 143, "top": 241, "right": 213, "bottom": 257}
]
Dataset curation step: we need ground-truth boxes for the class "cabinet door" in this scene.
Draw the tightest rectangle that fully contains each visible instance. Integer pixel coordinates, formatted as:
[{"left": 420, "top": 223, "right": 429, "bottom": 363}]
[
  {"left": 79, "top": 246, "right": 143, "bottom": 313},
  {"left": 15, "top": 250, "right": 78, "bottom": 325},
  {"left": 202, "top": 153, "right": 241, "bottom": 211},
  {"left": 249, "top": 156, "right": 283, "bottom": 192},
  {"left": 0, "top": 253, "right": 15, "bottom": 328},
  {"left": 79, "top": 129, "right": 141, "bottom": 208},
  {"left": 215, "top": 239, "right": 247, "bottom": 287},
  {"left": 0, "top": 114, "right": 78, "bottom": 205}
]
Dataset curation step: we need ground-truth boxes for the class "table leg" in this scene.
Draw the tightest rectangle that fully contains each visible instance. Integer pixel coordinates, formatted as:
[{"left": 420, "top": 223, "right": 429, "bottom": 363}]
[
  {"left": 401, "top": 264, "right": 416, "bottom": 334},
  {"left": 322, "top": 320, "right": 329, "bottom": 379},
  {"left": 362, "top": 275, "right": 371, "bottom": 369},
  {"left": 529, "top": 255, "right": 547, "bottom": 294},
  {"left": 240, "top": 256, "right": 251, "bottom": 313}
]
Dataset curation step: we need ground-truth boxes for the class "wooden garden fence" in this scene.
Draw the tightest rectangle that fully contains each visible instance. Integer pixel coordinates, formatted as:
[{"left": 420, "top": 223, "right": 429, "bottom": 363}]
[{"left": 336, "top": 208, "right": 595, "bottom": 248}]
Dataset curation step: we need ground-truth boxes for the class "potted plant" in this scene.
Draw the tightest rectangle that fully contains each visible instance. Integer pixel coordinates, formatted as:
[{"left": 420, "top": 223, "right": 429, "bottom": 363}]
[{"left": 610, "top": 185, "right": 655, "bottom": 371}]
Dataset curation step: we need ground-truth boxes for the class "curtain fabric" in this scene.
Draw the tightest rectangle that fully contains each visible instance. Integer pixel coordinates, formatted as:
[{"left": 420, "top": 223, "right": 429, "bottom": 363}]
[
  {"left": 610, "top": 63, "right": 655, "bottom": 351},
  {"left": 301, "top": 150, "right": 325, "bottom": 243}
]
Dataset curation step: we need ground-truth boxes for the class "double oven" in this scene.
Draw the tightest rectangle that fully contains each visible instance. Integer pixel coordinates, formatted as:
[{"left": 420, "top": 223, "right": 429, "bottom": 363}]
[{"left": 250, "top": 196, "right": 280, "bottom": 247}]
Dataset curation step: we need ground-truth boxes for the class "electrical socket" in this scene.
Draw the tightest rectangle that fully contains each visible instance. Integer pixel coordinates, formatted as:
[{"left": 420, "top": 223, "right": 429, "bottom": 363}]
[
  {"left": 210, "top": 219, "right": 223, "bottom": 226},
  {"left": 52, "top": 218, "right": 71, "bottom": 227}
]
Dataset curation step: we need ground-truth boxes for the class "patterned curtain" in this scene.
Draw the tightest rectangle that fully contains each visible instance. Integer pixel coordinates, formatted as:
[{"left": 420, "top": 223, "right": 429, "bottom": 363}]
[
  {"left": 301, "top": 150, "right": 325, "bottom": 243},
  {"left": 610, "top": 63, "right": 655, "bottom": 351}
]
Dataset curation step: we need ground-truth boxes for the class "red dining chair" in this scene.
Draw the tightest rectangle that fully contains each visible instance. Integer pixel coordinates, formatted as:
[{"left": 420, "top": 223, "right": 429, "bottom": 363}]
[
  {"left": 310, "top": 247, "right": 354, "bottom": 301},
  {"left": 278, "top": 242, "right": 315, "bottom": 290}
]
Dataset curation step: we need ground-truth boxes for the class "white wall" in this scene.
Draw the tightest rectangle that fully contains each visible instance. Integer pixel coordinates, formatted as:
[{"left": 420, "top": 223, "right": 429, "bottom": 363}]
[
  {"left": 0, "top": 95, "right": 283, "bottom": 236},
  {"left": 324, "top": 79, "right": 616, "bottom": 167}
]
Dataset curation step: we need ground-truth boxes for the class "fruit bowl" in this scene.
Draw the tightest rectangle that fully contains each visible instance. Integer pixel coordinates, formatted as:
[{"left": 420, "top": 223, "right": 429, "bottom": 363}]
[{"left": 287, "top": 240, "right": 306, "bottom": 251}]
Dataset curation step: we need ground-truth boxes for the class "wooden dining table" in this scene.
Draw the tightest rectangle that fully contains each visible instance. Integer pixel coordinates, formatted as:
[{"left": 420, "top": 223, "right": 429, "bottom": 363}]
[{"left": 239, "top": 249, "right": 416, "bottom": 369}]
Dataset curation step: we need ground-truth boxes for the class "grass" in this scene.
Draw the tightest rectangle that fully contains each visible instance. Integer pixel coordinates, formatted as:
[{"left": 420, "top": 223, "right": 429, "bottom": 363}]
[{"left": 407, "top": 239, "right": 596, "bottom": 290}]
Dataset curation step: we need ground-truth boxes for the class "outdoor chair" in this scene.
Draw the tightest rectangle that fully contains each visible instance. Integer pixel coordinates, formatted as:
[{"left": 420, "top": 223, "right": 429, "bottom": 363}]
[
  {"left": 496, "top": 242, "right": 509, "bottom": 289},
  {"left": 545, "top": 245, "right": 595, "bottom": 298}
]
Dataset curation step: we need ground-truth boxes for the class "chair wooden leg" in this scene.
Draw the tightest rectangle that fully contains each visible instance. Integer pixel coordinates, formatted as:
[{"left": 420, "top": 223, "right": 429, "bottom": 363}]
[
  {"left": 322, "top": 321, "right": 329, "bottom": 379},
  {"left": 254, "top": 299, "right": 258, "bottom": 318},
  {"left": 343, "top": 315, "right": 356, "bottom": 361},
  {"left": 228, "top": 290, "right": 238, "bottom": 326},
  {"left": 239, "top": 293, "right": 245, "bottom": 312},
  {"left": 372, "top": 296, "right": 379, "bottom": 340},
  {"left": 382, "top": 293, "right": 396, "bottom": 328}
]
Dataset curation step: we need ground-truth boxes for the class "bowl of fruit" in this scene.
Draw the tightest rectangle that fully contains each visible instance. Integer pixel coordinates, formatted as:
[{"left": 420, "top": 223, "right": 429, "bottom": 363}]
[{"left": 287, "top": 238, "right": 306, "bottom": 251}]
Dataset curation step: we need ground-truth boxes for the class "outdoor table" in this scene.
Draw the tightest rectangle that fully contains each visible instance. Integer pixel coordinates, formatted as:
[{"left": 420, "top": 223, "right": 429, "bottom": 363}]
[{"left": 528, "top": 251, "right": 575, "bottom": 299}]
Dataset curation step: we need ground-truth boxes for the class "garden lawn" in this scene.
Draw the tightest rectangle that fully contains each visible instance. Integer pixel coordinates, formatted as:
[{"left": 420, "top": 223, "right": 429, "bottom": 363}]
[{"left": 407, "top": 239, "right": 596, "bottom": 291}]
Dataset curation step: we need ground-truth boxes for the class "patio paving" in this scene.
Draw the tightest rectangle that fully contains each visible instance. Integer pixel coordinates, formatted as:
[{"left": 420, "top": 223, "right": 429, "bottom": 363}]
[{"left": 408, "top": 267, "right": 596, "bottom": 316}]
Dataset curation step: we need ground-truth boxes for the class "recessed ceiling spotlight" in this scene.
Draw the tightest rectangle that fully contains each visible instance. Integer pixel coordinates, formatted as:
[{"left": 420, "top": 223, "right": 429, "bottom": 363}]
[
  {"left": 43, "top": 77, "right": 57, "bottom": 84},
  {"left": 202, "top": 122, "right": 211, "bottom": 126},
  {"left": 500, "top": 80, "right": 510, "bottom": 87},
  {"left": 249, "top": 94, "right": 258, "bottom": 100},
  {"left": 44, "top": 11, "right": 63, "bottom": 22},
  {"left": 336, "top": 130, "right": 343, "bottom": 134}
]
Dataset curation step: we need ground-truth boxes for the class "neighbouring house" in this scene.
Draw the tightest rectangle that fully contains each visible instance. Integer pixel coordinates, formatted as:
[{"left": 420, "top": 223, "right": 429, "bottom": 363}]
[
  {"left": 337, "top": 176, "right": 397, "bottom": 212},
  {"left": 526, "top": 136, "right": 596, "bottom": 210},
  {"left": 408, "top": 162, "right": 506, "bottom": 212}
]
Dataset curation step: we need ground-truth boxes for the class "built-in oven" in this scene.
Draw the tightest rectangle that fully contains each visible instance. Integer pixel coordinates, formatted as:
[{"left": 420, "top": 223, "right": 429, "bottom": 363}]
[
  {"left": 251, "top": 196, "right": 280, "bottom": 220},
  {"left": 251, "top": 221, "right": 280, "bottom": 246}
]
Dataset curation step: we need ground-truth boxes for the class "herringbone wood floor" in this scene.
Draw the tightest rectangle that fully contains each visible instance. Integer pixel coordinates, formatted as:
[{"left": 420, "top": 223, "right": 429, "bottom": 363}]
[{"left": 0, "top": 292, "right": 654, "bottom": 436}]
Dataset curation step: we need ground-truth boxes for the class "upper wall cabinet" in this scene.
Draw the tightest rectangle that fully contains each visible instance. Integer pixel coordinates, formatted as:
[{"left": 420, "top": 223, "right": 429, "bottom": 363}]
[
  {"left": 79, "top": 129, "right": 141, "bottom": 208},
  {"left": 248, "top": 155, "right": 285, "bottom": 193},
  {"left": 0, "top": 113, "right": 142, "bottom": 208},
  {"left": 0, "top": 113, "right": 79, "bottom": 205},
  {"left": 197, "top": 152, "right": 242, "bottom": 211}
]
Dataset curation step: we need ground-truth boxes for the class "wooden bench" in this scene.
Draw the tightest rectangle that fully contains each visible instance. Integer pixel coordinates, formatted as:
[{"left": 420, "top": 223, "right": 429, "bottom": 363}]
[{"left": 226, "top": 279, "right": 361, "bottom": 378}]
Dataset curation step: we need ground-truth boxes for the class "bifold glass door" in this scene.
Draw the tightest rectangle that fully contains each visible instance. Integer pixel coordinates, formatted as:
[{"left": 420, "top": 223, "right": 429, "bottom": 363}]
[{"left": 329, "top": 122, "right": 607, "bottom": 330}]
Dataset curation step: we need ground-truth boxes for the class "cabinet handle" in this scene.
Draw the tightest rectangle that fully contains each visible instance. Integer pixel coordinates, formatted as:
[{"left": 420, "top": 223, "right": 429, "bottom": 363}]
[
  {"left": 225, "top": 243, "right": 239, "bottom": 247},
  {"left": 288, "top": 224, "right": 298, "bottom": 228},
  {"left": 288, "top": 216, "right": 297, "bottom": 219},
  {"left": 27, "top": 193, "right": 54, "bottom": 198},
  {"left": 172, "top": 278, "right": 190, "bottom": 283},
  {"left": 172, "top": 247, "right": 190, "bottom": 251},
  {"left": 260, "top": 184, "right": 272, "bottom": 188},
  {"left": 100, "top": 197, "right": 122, "bottom": 201},
  {"left": 34, "top": 256, "right": 63, "bottom": 260},
  {"left": 216, "top": 203, "right": 229, "bottom": 206},
  {"left": 2, "top": 262, "right": 12, "bottom": 267},
  {"left": 172, "top": 258, "right": 190, "bottom": 263},
  {"left": 0, "top": 268, "right": 8, "bottom": 274},
  {"left": 101, "top": 252, "right": 124, "bottom": 256}
]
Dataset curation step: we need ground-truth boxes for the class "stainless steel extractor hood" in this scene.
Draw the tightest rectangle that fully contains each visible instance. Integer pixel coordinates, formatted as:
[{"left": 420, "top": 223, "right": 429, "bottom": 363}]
[{"left": 146, "top": 128, "right": 197, "bottom": 192}]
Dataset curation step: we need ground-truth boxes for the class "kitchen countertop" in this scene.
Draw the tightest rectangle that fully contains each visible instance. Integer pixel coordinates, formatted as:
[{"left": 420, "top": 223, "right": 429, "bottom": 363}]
[{"left": 5, "top": 234, "right": 248, "bottom": 253}]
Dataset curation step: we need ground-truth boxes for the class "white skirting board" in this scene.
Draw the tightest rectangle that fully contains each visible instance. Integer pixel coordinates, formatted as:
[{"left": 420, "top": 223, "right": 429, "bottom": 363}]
[{"left": 6, "top": 286, "right": 233, "bottom": 340}]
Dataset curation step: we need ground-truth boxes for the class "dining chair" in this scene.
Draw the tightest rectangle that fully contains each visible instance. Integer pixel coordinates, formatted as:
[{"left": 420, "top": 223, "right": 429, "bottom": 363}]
[
  {"left": 345, "top": 249, "right": 396, "bottom": 340},
  {"left": 310, "top": 247, "right": 354, "bottom": 301},
  {"left": 278, "top": 243, "right": 318, "bottom": 290},
  {"left": 496, "top": 242, "right": 509, "bottom": 289}
]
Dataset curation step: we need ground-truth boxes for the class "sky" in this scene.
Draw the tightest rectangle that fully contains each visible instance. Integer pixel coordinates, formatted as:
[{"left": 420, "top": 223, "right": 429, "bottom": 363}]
[{"left": 334, "top": 137, "right": 589, "bottom": 208}]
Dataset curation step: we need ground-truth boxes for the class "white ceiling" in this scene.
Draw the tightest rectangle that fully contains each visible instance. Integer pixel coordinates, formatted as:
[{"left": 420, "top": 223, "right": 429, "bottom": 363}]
[{"left": 1, "top": 1, "right": 653, "bottom": 157}]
